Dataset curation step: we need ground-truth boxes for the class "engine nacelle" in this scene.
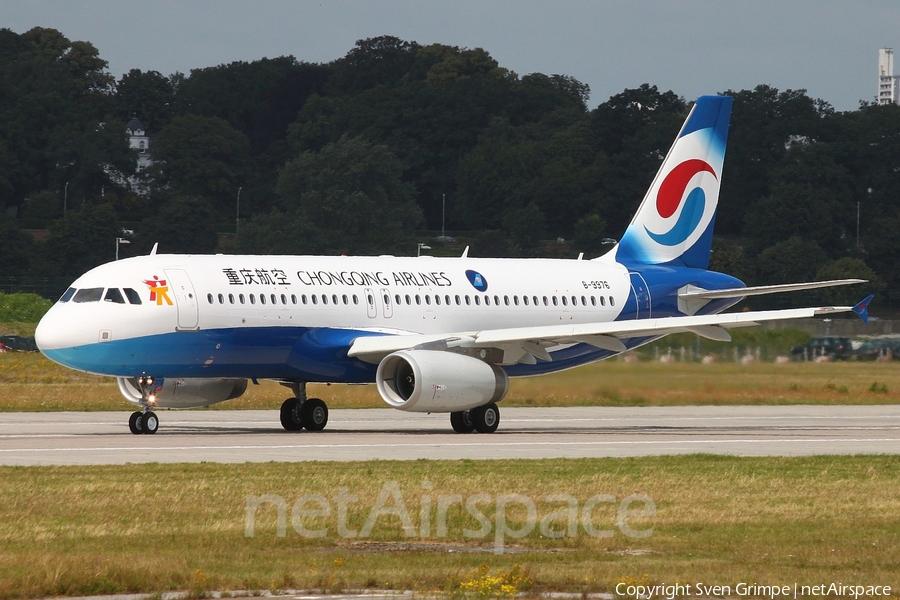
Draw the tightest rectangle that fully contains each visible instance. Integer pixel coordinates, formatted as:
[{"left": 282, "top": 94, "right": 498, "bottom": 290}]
[
  {"left": 375, "top": 350, "right": 509, "bottom": 412},
  {"left": 117, "top": 377, "right": 248, "bottom": 409}
]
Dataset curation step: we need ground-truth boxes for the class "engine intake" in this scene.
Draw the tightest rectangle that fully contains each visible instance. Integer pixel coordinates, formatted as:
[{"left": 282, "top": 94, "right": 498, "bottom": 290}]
[
  {"left": 375, "top": 350, "right": 509, "bottom": 412},
  {"left": 117, "top": 377, "right": 248, "bottom": 409}
]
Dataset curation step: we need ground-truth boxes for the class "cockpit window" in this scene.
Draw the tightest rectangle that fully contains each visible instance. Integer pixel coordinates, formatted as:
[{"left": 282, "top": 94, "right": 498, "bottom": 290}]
[
  {"left": 104, "top": 288, "right": 126, "bottom": 304},
  {"left": 72, "top": 288, "right": 103, "bottom": 303},
  {"left": 123, "top": 288, "right": 142, "bottom": 305},
  {"left": 59, "top": 288, "right": 76, "bottom": 303}
]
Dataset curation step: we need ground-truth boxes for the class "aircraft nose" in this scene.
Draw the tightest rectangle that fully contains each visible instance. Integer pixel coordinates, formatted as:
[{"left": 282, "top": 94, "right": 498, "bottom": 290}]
[{"left": 34, "top": 305, "right": 60, "bottom": 352}]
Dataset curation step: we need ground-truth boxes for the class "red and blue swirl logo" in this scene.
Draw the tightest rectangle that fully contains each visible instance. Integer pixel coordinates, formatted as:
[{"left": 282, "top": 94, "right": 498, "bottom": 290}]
[{"left": 644, "top": 159, "right": 717, "bottom": 246}]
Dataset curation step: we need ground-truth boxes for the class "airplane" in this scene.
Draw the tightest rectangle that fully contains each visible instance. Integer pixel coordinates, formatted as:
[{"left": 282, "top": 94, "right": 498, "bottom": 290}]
[{"left": 34, "top": 95, "right": 872, "bottom": 435}]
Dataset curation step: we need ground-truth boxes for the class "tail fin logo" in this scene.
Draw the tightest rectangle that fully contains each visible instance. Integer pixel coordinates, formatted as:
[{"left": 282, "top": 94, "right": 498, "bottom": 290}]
[{"left": 645, "top": 159, "right": 717, "bottom": 247}]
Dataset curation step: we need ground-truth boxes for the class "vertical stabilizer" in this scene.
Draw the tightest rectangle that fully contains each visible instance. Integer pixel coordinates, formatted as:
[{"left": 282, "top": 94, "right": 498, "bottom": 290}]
[{"left": 614, "top": 95, "right": 732, "bottom": 269}]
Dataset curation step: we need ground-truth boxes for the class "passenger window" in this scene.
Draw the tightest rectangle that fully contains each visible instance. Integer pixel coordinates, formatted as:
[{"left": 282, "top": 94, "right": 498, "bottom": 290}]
[
  {"left": 445, "top": 295, "right": 451, "bottom": 305},
  {"left": 455, "top": 295, "right": 461, "bottom": 305},
  {"left": 207, "top": 293, "right": 214, "bottom": 304},
  {"left": 561, "top": 296, "right": 568, "bottom": 306},
  {"left": 484, "top": 296, "right": 491, "bottom": 306},
  {"left": 395, "top": 294, "right": 402, "bottom": 305},
  {"left": 523, "top": 296, "right": 530, "bottom": 306},
  {"left": 406, "top": 294, "right": 412, "bottom": 305},
  {"left": 504, "top": 295, "right": 510, "bottom": 306},
  {"left": 260, "top": 294, "right": 267, "bottom": 305},
  {"left": 229, "top": 293, "right": 235, "bottom": 304},
  {"left": 301, "top": 294, "right": 307, "bottom": 305},
  {"left": 415, "top": 295, "right": 421, "bottom": 305},
  {"left": 250, "top": 294, "right": 256, "bottom": 305},
  {"left": 291, "top": 294, "right": 297, "bottom": 304},
  {"left": 123, "top": 288, "right": 142, "bottom": 305},
  {"left": 425, "top": 295, "right": 431, "bottom": 305},
  {"left": 60, "top": 288, "right": 76, "bottom": 303},
  {"left": 384, "top": 294, "right": 390, "bottom": 305},
  {"left": 239, "top": 294, "right": 245, "bottom": 304},
  {"left": 321, "top": 295, "right": 328, "bottom": 305},
  {"left": 367, "top": 294, "right": 374, "bottom": 305},
  {"left": 435, "top": 295, "right": 441, "bottom": 306},
  {"left": 353, "top": 295, "right": 359, "bottom": 305},
  {"left": 104, "top": 288, "right": 125, "bottom": 304},
  {"left": 282, "top": 294, "right": 287, "bottom": 304},
  {"left": 332, "top": 294, "right": 338, "bottom": 305},
  {"left": 311, "top": 295, "right": 317, "bottom": 305},
  {"left": 73, "top": 288, "right": 103, "bottom": 303},
  {"left": 343, "top": 294, "right": 349, "bottom": 305},
  {"left": 581, "top": 296, "right": 587, "bottom": 306},
  {"left": 218, "top": 293, "right": 225, "bottom": 304},
  {"left": 465, "top": 295, "right": 471, "bottom": 305},
  {"left": 552, "top": 296, "right": 558, "bottom": 306},
  {"left": 592, "top": 296, "right": 598, "bottom": 306},
  {"left": 273, "top": 294, "right": 279, "bottom": 304},
  {"left": 610, "top": 296, "right": 615, "bottom": 307},
  {"left": 494, "top": 295, "right": 500, "bottom": 305},
  {"left": 474, "top": 296, "right": 481, "bottom": 306},
  {"left": 514, "top": 296, "right": 519, "bottom": 306},
  {"left": 599, "top": 296, "right": 605, "bottom": 306}
]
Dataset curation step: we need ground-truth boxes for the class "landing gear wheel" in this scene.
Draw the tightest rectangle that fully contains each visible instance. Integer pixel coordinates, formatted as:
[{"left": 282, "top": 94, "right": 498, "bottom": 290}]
[
  {"left": 142, "top": 411, "right": 159, "bottom": 434},
  {"left": 301, "top": 398, "right": 328, "bottom": 431},
  {"left": 450, "top": 410, "right": 476, "bottom": 433},
  {"left": 128, "top": 411, "right": 143, "bottom": 434},
  {"left": 280, "top": 398, "right": 303, "bottom": 431},
  {"left": 471, "top": 403, "right": 500, "bottom": 433}
]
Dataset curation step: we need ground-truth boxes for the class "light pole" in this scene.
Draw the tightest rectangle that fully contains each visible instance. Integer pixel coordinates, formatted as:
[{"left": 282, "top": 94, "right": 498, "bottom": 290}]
[
  {"left": 417, "top": 243, "right": 431, "bottom": 257},
  {"left": 236, "top": 186, "right": 242, "bottom": 234},
  {"left": 116, "top": 237, "right": 131, "bottom": 261},
  {"left": 64, "top": 182, "right": 68, "bottom": 216}
]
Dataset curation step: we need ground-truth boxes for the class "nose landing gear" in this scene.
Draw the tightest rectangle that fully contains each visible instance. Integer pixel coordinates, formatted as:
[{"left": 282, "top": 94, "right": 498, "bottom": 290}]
[{"left": 128, "top": 375, "right": 160, "bottom": 435}]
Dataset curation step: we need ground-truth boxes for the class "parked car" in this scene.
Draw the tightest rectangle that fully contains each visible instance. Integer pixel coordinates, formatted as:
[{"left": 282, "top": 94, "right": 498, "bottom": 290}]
[
  {"left": 856, "top": 337, "right": 900, "bottom": 361},
  {"left": 0, "top": 335, "right": 38, "bottom": 352},
  {"left": 790, "top": 336, "right": 854, "bottom": 361}
]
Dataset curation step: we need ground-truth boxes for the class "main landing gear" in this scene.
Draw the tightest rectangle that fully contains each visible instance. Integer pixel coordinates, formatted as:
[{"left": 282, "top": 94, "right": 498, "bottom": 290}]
[
  {"left": 128, "top": 375, "right": 159, "bottom": 435},
  {"left": 279, "top": 382, "right": 329, "bottom": 432},
  {"left": 450, "top": 402, "right": 500, "bottom": 434}
]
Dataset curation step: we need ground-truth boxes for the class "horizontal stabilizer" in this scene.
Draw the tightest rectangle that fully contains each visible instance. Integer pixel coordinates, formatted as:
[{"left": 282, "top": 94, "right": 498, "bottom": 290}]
[{"left": 679, "top": 279, "right": 866, "bottom": 300}]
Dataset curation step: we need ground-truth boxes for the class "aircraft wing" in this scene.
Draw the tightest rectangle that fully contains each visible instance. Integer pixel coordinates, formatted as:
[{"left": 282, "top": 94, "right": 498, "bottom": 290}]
[{"left": 348, "top": 300, "right": 871, "bottom": 365}]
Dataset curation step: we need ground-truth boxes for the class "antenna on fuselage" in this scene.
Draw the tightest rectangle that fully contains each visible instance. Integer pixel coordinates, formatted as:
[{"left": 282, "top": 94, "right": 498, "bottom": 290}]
[
  {"left": 461, "top": 246, "right": 469, "bottom": 258},
  {"left": 150, "top": 242, "right": 158, "bottom": 256}
]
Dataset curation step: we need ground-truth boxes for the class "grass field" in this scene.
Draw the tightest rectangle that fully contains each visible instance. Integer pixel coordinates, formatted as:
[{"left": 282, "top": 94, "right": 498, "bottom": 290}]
[
  {"left": 2, "top": 350, "right": 900, "bottom": 411},
  {"left": 0, "top": 456, "right": 898, "bottom": 599}
]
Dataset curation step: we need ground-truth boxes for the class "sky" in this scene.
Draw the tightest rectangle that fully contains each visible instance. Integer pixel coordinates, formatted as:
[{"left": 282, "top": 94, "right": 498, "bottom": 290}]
[{"left": 2, "top": 0, "right": 899, "bottom": 112}]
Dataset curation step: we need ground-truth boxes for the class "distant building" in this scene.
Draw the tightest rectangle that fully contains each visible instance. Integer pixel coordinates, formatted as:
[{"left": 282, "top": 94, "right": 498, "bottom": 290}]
[
  {"left": 877, "top": 48, "right": 900, "bottom": 105},
  {"left": 125, "top": 116, "right": 153, "bottom": 195}
]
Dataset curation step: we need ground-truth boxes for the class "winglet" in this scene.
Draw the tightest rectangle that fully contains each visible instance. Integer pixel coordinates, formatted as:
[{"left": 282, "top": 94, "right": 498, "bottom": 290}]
[{"left": 852, "top": 294, "right": 875, "bottom": 324}]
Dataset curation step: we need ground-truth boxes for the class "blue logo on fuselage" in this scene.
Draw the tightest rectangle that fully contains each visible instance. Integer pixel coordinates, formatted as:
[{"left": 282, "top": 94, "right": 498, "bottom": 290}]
[{"left": 465, "top": 270, "right": 488, "bottom": 292}]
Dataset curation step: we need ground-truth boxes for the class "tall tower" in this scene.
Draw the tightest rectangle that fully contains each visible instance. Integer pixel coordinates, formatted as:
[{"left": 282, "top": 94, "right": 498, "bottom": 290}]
[{"left": 878, "top": 48, "right": 899, "bottom": 105}]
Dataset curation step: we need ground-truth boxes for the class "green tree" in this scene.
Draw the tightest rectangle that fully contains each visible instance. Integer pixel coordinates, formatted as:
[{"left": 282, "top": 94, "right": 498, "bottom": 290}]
[
  {"left": 35, "top": 203, "right": 121, "bottom": 277},
  {"left": 135, "top": 195, "right": 219, "bottom": 254},
  {"left": 755, "top": 237, "right": 828, "bottom": 285},
  {"left": 275, "top": 135, "right": 422, "bottom": 254},
  {"left": 0, "top": 209, "right": 33, "bottom": 276},
  {"left": 815, "top": 257, "right": 884, "bottom": 305},
  {"left": 150, "top": 115, "right": 251, "bottom": 218}
]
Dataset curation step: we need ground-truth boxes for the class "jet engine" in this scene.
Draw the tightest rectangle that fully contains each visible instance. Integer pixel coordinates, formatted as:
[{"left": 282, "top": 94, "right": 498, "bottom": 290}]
[
  {"left": 117, "top": 377, "right": 248, "bottom": 409},
  {"left": 375, "top": 350, "right": 509, "bottom": 412}
]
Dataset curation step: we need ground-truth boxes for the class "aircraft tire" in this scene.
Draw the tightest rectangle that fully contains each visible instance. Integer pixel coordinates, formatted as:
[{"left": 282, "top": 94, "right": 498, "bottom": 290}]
[
  {"left": 471, "top": 403, "right": 500, "bottom": 434},
  {"left": 280, "top": 398, "right": 303, "bottom": 431},
  {"left": 302, "top": 398, "right": 328, "bottom": 431},
  {"left": 450, "top": 410, "right": 476, "bottom": 433},
  {"left": 128, "top": 411, "right": 143, "bottom": 434},
  {"left": 142, "top": 411, "right": 159, "bottom": 434}
]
